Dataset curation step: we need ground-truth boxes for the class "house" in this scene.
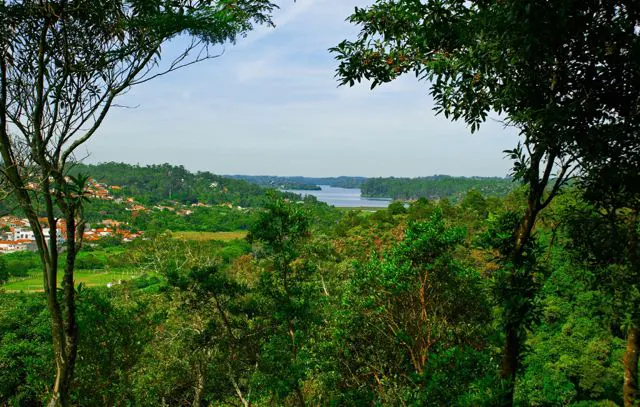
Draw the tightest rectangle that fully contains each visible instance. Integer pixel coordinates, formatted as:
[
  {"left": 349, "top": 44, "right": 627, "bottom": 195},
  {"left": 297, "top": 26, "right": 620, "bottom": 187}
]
[
  {"left": 0, "top": 239, "right": 31, "bottom": 253},
  {"left": 102, "top": 219, "right": 122, "bottom": 227},
  {"left": 0, "top": 240, "right": 19, "bottom": 252},
  {"left": 82, "top": 231, "right": 100, "bottom": 242},
  {"left": 0, "top": 216, "right": 28, "bottom": 228},
  {"left": 11, "top": 227, "right": 36, "bottom": 241},
  {"left": 95, "top": 228, "right": 113, "bottom": 237},
  {"left": 153, "top": 205, "right": 175, "bottom": 212}
]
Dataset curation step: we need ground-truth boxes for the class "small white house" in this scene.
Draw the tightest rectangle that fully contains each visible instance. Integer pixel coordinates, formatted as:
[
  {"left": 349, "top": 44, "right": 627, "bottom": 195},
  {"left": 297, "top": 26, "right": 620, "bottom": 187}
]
[{"left": 11, "top": 228, "right": 35, "bottom": 241}]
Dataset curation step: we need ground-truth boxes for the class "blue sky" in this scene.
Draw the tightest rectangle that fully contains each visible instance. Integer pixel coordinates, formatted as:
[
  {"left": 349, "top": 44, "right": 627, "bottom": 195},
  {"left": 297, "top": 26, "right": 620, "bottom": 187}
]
[{"left": 87, "top": 0, "right": 518, "bottom": 177}]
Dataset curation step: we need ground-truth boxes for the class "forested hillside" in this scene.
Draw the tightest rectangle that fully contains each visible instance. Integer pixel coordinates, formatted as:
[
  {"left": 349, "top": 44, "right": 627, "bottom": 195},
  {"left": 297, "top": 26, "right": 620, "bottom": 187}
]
[
  {"left": 228, "top": 175, "right": 366, "bottom": 189},
  {"left": 361, "top": 175, "right": 515, "bottom": 200},
  {"left": 72, "top": 163, "right": 271, "bottom": 207},
  {"left": 79, "top": 163, "right": 341, "bottom": 234}
]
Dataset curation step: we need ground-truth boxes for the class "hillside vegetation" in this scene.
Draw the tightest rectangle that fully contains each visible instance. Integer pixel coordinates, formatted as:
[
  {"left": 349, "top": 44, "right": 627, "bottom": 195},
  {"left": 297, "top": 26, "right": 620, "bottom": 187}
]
[
  {"left": 228, "top": 175, "right": 367, "bottom": 190},
  {"left": 361, "top": 175, "right": 515, "bottom": 200},
  {"left": 1, "top": 189, "right": 634, "bottom": 406},
  {"left": 72, "top": 162, "right": 272, "bottom": 207}
]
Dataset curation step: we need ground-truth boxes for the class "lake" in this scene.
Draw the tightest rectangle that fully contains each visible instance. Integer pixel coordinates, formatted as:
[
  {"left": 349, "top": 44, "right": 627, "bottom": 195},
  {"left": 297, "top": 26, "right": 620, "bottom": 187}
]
[{"left": 284, "top": 185, "right": 392, "bottom": 208}]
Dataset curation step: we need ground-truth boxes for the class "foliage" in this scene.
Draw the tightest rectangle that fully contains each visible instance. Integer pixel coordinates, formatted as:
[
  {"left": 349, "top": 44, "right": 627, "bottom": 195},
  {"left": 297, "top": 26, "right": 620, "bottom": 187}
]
[
  {"left": 0, "top": 256, "right": 9, "bottom": 285},
  {"left": 334, "top": 209, "right": 495, "bottom": 405},
  {"left": 247, "top": 195, "right": 322, "bottom": 405},
  {"left": 73, "top": 162, "right": 272, "bottom": 207},
  {"left": 362, "top": 176, "right": 515, "bottom": 201},
  {"left": 0, "top": 294, "right": 52, "bottom": 405},
  {"left": 518, "top": 265, "right": 624, "bottom": 406},
  {"left": 1, "top": 190, "right": 638, "bottom": 404}
]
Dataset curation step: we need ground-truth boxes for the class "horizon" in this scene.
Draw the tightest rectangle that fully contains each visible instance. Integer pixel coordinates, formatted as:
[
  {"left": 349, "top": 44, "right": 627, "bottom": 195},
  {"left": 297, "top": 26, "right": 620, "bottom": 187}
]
[
  {"left": 82, "top": 160, "right": 513, "bottom": 180},
  {"left": 85, "top": 0, "right": 518, "bottom": 178}
]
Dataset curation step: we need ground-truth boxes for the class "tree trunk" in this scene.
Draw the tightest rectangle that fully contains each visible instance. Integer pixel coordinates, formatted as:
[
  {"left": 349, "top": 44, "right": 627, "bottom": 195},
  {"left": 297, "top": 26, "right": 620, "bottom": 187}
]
[
  {"left": 294, "top": 387, "right": 305, "bottom": 407},
  {"left": 624, "top": 326, "right": 640, "bottom": 407},
  {"left": 499, "top": 204, "right": 538, "bottom": 407},
  {"left": 192, "top": 364, "right": 206, "bottom": 407},
  {"left": 625, "top": 209, "right": 640, "bottom": 407},
  {"left": 47, "top": 274, "right": 72, "bottom": 407},
  {"left": 500, "top": 322, "right": 519, "bottom": 406},
  {"left": 52, "top": 213, "right": 79, "bottom": 407},
  {"left": 46, "top": 212, "right": 79, "bottom": 407}
]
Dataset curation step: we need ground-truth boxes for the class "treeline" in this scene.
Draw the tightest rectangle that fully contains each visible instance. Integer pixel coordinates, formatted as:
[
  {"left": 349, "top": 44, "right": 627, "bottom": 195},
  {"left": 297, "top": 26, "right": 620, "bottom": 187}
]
[
  {"left": 228, "top": 175, "right": 367, "bottom": 189},
  {"left": 361, "top": 175, "right": 515, "bottom": 200},
  {"left": 1, "top": 189, "right": 634, "bottom": 405}
]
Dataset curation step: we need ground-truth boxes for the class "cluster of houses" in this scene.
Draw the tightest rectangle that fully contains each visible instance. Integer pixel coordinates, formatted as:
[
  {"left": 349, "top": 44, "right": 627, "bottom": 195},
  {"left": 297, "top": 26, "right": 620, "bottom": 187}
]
[
  {"left": 82, "top": 178, "right": 244, "bottom": 215},
  {"left": 0, "top": 215, "right": 142, "bottom": 254},
  {"left": 0, "top": 179, "right": 248, "bottom": 254}
]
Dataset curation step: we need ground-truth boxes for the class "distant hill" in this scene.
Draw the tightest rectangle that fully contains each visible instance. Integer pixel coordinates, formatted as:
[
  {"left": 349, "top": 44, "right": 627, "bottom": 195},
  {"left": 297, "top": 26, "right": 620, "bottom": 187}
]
[
  {"left": 71, "top": 162, "right": 275, "bottom": 207},
  {"left": 63, "top": 163, "right": 339, "bottom": 233},
  {"left": 226, "top": 174, "right": 515, "bottom": 201},
  {"left": 361, "top": 176, "right": 515, "bottom": 201},
  {"left": 227, "top": 175, "right": 367, "bottom": 190}
]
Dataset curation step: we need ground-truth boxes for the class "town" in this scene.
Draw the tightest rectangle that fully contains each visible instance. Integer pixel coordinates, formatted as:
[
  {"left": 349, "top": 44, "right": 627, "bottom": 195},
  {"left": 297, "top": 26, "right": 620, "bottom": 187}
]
[
  {"left": 0, "top": 177, "right": 248, "bottom": 253},
  {"left": 0, "top": 215, "right": 143, "bottom": 253},
  {"left": 0, "top": 179, "right": 147, "bottom": 253}
]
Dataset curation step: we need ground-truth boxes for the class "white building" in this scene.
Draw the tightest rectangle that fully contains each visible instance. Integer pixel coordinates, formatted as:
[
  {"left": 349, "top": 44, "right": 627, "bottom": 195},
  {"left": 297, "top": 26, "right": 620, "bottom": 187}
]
[{"left": 11, "top": 227, "right": 35, "bottom": 241}]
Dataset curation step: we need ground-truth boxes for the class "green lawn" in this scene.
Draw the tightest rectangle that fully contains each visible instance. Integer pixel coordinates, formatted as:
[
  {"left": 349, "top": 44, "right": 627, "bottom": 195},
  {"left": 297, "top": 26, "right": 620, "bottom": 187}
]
[
  {"left": 1, "top": 269, "right": 140, "bottom": 293},
  {"left": 172, "top": 230, "right": 248, "bottom": 241},
  {"left": 337, "top": 206, "right": 384, "bottom": 212}
]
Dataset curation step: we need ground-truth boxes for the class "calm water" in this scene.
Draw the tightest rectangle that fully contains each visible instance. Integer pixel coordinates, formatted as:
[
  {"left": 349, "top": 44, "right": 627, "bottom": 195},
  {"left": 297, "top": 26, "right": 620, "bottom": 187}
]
[{"left": 284, "top": 185, "right": 392, "bottom": 208}]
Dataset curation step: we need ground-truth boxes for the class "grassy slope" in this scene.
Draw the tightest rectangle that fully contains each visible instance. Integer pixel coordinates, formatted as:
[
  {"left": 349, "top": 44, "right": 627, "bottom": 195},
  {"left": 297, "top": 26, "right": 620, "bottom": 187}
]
[
  {"left": 171, "top": 231, "right": 248, "bottom": 241},
  {"left": 2, "top": 269, "right": 139, "bottom": 293}
]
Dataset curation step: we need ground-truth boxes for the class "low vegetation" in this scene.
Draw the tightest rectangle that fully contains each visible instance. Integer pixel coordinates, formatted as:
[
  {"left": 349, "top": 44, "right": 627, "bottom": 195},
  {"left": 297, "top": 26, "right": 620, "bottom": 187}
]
[{"left": 2, "top": 189, "right": 638, "bottom": 405}]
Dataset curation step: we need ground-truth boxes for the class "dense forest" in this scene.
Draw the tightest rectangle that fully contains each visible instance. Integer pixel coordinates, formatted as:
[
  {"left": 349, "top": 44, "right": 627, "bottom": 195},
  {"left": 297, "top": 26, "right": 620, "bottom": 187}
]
[
  {"left": 361, "top": 176, "right": 515, "bottom": 200},
  {"left": 2, "top": 188, "right": 637, "bottom": 406}
]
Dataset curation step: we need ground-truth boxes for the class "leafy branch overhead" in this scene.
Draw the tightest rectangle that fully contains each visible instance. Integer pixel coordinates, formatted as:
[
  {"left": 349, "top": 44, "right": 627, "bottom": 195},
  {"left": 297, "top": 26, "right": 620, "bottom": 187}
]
[
  {"left": 331, "top": 0, "right": 640, "bottom": 155},
  {"left": 0, "top": 1, "right": 278, "bottom": 406},
  {"left": 1, "top": 0, "right": 277, "bottom": 172}
]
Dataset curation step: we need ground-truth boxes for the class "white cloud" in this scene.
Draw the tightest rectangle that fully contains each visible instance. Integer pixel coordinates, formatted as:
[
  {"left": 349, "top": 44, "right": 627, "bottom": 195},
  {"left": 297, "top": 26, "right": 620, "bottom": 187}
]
[{"left": 90, "top": 0, "right": 519, "bottom": 177}]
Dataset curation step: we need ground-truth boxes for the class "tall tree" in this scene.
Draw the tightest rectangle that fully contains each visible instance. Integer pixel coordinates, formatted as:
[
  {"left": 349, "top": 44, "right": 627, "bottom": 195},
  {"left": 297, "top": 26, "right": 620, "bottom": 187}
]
[
  {"left": 332, "top": 1, "right": 639, "bottom": 404},
  {"left": 0, "top": 1, "right": 276, "bottom": 405},
  {"left": 336, "top": 209, "right": 492, "bottom": 405},
  {"left": 248, "top": 195, "right": 317, "bottom": 406},
  {"left": 579, "top": 157, "right": 640, "bottom": 406}
]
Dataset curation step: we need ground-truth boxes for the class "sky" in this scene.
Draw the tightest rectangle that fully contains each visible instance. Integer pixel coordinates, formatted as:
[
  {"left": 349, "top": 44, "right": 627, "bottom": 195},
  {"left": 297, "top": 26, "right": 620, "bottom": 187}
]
[{"left": 86, "top": 0, "right": 519, "bottom": 178}]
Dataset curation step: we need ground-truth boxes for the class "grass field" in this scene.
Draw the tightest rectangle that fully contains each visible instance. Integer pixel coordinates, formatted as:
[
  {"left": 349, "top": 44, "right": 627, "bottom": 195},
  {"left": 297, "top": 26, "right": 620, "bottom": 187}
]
[
  {"left": 1, "top": 269, "right": 140, "bottom": 293},
  {"left": 337, "top": 207, "right": 383, "bottom": 212},
  {"left": 172, "top": 231, "right": 248, "bottom": 241}
]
